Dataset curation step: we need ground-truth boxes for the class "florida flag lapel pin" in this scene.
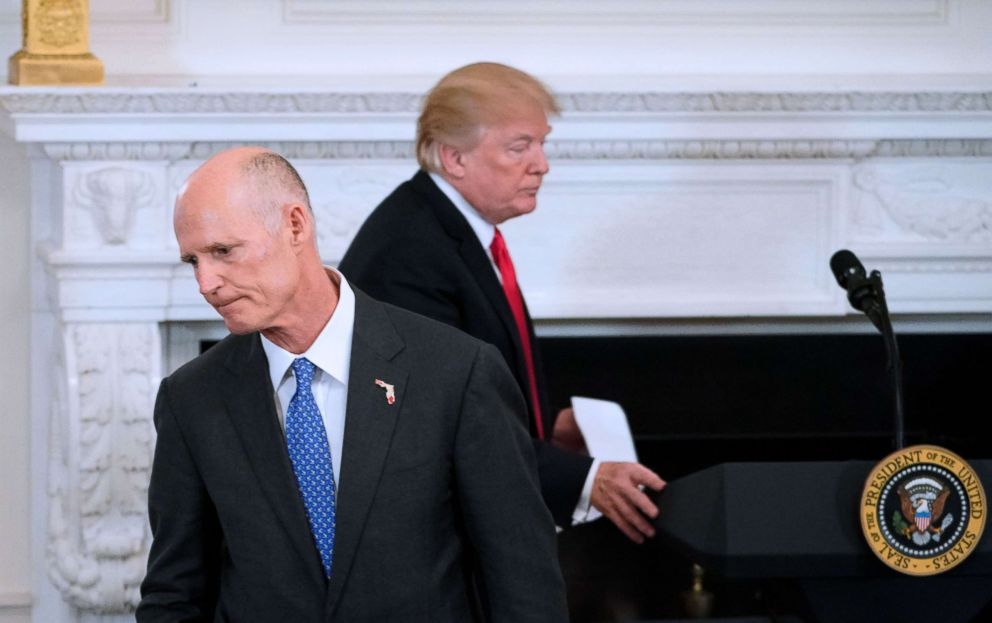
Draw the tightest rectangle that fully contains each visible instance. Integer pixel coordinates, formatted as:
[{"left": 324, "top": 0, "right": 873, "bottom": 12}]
[{"left": 374, "top": 379, "right": 396, "bottom": 405}]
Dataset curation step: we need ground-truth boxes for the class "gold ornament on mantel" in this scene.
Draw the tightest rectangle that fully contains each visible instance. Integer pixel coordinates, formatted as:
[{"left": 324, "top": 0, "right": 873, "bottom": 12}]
[{"left": 8, "top": 0, "right": 104, "bottom": 85}]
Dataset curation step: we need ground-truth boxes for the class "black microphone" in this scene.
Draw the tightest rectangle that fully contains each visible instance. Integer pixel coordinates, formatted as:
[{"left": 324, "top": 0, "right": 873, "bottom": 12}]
[
  {"left": 829, "top": 249, "right": 865, "bottom": 290},
  {"left": 829, "top": 249, "right": 880, "bottom": 321},
  {"left": 828, "top": 249, "right": 905, "bottom": 449}
]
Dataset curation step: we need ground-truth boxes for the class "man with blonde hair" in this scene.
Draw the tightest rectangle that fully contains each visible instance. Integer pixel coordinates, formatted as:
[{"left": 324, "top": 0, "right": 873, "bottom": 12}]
[
  {"left": 138, "top": 146, "right": 568, "bottom": 622},
  {"left": 341, "top": 62, "right": 666, "bottom": 543}
]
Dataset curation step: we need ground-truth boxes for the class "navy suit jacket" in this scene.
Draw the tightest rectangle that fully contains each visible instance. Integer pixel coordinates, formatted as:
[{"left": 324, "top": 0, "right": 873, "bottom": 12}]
[
  {"left": 340, "top": 171, "right": 594, "bottom": 526},
  {"left": 137, "top": 289, "right": 568, "bottom": 622}
]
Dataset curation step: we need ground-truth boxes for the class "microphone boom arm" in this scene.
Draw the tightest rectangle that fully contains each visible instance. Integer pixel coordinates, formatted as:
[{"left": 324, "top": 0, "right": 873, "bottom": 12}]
[
  {"left": 869, "top": 271, "right": 905, "bottom": 450},
  {"left": 829, "top": 250, "right": 906, "bottom": 450}
]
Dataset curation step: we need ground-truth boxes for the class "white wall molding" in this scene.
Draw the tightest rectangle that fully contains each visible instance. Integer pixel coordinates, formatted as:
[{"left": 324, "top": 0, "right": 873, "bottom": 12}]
[
  {"left": 90, "top": 0, "right": 170, "bottom": 24},
  {"left": 3, "top": 89, "right": 991, "bottom": 116},
  {"left": 41, "top": 142, "right": 193, "bottom": 161},
  {"left": 513, "top": 166, "right": 842, "bottom": 318},
  {"left": 29, "top": 139, "right": 992, "bottom": 162},
  {"left": 560, "top": 91, "right": 992, "bottom": 113},
  {"left": 282, "top": 0, "right": 952, "bottom": 28},
  {"left": 872, "top": 140, "right": 992, "bottom": 158},
  {"left": 0, "top": 91, "right": 424, "bottom": 115},
  {"left": 3, "top": 88, "right": 990, "bottom": 144}
]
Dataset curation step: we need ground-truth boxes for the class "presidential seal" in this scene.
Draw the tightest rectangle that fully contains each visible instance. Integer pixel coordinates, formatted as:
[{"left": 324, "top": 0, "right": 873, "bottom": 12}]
[{"left": 861, "top": 445, "right": 986, "bottom": 576}]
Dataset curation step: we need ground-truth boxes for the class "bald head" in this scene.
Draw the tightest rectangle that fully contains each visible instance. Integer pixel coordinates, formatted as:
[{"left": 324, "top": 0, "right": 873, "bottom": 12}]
[
  {"left": 177, "top": 146, "right": 312, "bottom": 236},
  {"left": 240, "top": 150, "right": 312, "bottom": 231}
]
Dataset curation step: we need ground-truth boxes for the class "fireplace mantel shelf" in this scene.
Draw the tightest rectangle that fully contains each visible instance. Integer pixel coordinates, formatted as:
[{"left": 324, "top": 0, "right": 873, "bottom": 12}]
[{"left": 2, "top": 81, "right": 992, "bottom": 143}]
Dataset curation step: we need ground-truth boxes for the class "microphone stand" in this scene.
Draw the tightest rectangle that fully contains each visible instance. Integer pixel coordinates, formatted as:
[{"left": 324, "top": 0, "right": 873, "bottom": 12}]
[{"left": 852, "top": 271, "right": 905, "bottom": 450}]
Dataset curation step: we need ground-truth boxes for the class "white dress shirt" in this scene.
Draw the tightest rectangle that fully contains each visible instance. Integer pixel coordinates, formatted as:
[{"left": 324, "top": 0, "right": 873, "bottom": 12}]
[
  {"left": 429, "top": 173, "right": 500, "bottom": 280},
  {"left": 429, "top": 172, "right": 601, "bottom": 526},
  {"left": 261, "top": 268, "right": 355, "bottom": 487}
]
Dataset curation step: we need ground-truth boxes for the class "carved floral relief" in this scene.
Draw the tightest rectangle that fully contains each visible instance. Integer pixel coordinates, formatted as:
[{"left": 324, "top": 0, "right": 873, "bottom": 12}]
[
  {"left": 36, "top": 0, "right": 85, "bottom": 48},
  {"left": 47, "top": 323, "right": 158, "bottom": 611}
]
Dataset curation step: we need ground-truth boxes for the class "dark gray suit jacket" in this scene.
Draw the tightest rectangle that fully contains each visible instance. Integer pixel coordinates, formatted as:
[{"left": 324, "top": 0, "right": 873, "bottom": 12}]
[
  {"left": 339, "top": 171, "right": 593, "bottom": 527},
  {"left": 137, "top": 288, "right": 568, "bottom": 622}
]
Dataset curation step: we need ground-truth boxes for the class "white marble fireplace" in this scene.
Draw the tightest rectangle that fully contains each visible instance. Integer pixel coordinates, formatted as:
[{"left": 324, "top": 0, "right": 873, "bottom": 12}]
[{"left": 1, "top": 77, "right": 991, "bottom": 619}]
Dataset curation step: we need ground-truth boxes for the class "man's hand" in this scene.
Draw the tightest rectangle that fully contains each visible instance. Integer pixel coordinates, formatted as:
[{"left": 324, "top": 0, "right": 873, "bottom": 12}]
[
  {"left": 591, "top": 462, "right": 666, "bottom": 544},
  {"left": 551, "top": 407, "right": 588, "bottom": 454}
]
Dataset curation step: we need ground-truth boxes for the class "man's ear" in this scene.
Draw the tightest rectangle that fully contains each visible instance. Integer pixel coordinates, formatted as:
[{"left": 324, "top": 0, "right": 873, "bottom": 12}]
[
  {"left": 285, "top": 203, "right": 311, "bottom": 247},
  {"left": 438, "top": 143, "right": 466, "bottom": 179}
]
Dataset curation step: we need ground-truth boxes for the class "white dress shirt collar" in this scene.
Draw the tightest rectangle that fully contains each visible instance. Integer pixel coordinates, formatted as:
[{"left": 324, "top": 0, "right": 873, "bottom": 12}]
[
  {"left": 260, "top": 267, "right": 355, "bottom": 390},
  {"left": 429, "top": 171, "right": 496, "bottom": 251}
]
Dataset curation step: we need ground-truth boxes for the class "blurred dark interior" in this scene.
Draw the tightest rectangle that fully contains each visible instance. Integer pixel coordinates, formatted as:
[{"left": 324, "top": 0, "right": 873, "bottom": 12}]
[
  {"left": 540, "top": 331, "right": 991, "bottom": 622},
  {"left": 198, "top": 330, "right": 991, "bottom": 621}
]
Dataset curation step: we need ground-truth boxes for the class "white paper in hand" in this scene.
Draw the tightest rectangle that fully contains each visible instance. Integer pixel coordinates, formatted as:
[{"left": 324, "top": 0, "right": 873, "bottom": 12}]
[{"left": 570, "top": 396, "right": 638, "bottom": 463}]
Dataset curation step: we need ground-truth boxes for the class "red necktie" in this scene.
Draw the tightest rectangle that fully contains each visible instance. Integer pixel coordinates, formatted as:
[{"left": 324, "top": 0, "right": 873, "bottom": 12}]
[{"left": 490, "top": 228, "right": 545, "bottom": 440}]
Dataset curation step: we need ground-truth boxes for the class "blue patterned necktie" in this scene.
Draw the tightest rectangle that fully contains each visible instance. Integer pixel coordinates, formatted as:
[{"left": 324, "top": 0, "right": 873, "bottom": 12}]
[{"left": 285, "top": 357, "right": 336, "bottom": 578}]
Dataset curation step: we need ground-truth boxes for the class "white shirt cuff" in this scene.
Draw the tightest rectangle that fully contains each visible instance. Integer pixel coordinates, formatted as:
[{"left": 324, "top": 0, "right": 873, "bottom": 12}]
[{"left": 570, "top": 458, "right": 602, "bottom": 526}]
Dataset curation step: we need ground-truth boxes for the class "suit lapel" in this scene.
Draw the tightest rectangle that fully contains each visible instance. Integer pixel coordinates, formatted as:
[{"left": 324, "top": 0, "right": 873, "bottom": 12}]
[
  {"left": 411, "top": 171, "right": 528, "bottom": 368},
  {"left": 325, "top": 290, "right": 408, "bottom": 616},
  {"left": 420, "top": 172, "right": 554, "bottom": 436},
  {"left": 218, "top": 334, "right": 326, "bottom": 587}
]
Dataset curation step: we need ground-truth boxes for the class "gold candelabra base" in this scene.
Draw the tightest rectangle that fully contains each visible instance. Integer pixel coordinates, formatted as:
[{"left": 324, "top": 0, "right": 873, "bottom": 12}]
[
  {"left": 9, "top": 49, "right": 103, "bottom": 85},
  {"left": 8, "top": 0, "right": 105, "bottom": 86}
]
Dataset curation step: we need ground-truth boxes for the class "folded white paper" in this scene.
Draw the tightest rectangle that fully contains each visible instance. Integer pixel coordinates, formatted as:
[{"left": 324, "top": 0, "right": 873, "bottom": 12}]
[{"left": 570, "top": 396, "right": 638, "bottom": 463}]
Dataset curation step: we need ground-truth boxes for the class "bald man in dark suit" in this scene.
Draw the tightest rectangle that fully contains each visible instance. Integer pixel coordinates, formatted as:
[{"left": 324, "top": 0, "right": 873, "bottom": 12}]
[{"left": 137, "top": 147, "right": 568, "bottom": 623}]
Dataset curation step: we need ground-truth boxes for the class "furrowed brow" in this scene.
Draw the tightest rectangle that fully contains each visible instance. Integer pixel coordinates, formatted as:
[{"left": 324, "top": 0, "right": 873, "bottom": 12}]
[{"left": 180, "top": 241, "right": 240, "bottom": 264}]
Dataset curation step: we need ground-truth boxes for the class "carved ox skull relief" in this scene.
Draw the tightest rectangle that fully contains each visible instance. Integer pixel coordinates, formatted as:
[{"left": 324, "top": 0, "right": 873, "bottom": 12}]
[{"left": 73, "top": 167, "right": 157, "bottom": 246}]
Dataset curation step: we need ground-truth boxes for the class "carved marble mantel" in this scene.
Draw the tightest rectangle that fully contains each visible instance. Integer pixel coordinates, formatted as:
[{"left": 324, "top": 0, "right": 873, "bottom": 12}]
[{"left": 2, "top": 82, "right": 991, "bottom": 613}]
